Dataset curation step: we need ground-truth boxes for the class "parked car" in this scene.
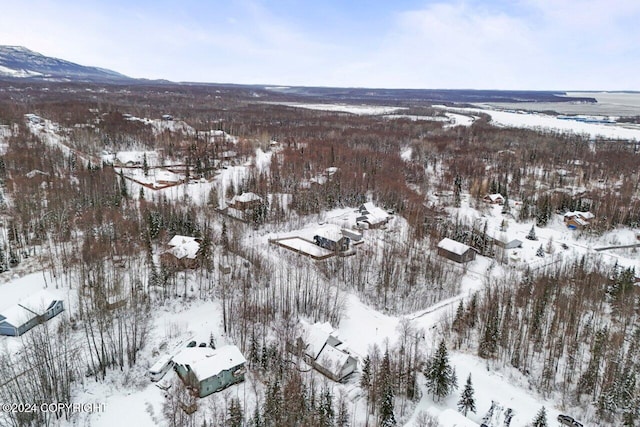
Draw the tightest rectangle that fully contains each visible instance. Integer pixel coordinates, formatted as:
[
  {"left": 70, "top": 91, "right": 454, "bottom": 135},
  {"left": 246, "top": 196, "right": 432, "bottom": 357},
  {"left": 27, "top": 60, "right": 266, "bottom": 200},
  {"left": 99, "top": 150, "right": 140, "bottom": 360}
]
[
  {"left": 557, "top": 414, "right": 574, "bottom": 426},
  {"left": 198, "top": 342, "right": 207, "bottom": 347},
  {"left": 187, "top": 341, "right": 197, "bottom": 348}
]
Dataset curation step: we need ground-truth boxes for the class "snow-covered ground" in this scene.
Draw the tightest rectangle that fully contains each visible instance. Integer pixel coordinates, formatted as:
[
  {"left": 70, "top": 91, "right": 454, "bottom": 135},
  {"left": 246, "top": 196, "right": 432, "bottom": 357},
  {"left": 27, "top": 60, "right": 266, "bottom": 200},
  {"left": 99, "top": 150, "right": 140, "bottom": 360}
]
[
  {"left": 435, "top": 104, "right": 640, "bottom": 141},
  {"left": 270, "top": 102, "right": 405, "bottom": 115}
]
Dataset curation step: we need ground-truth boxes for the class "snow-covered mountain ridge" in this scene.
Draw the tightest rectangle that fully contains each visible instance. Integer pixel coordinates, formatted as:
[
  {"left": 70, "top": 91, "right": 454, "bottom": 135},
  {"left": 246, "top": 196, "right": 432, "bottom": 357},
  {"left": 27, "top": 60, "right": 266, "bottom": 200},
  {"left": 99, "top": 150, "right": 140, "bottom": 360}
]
[{"left": 0, "top": 45, "right": 130, "bottom": 82}]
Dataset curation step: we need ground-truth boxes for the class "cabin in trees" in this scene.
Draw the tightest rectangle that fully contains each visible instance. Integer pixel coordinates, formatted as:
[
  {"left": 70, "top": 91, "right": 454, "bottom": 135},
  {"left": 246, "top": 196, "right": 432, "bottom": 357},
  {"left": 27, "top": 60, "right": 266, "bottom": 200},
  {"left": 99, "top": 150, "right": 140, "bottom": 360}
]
[
  {"left": 313, "top": 227, "right": 351, "bottom": 252},
  {"left": 172, "top": 345, "right": 246, "bottom": 398},
  {"left": 0, "top": 291, "right": 64, "bottom": 336},
  {"left": 437, "top": 238, "right": 476, "bottom": 263},
  {"left": 161, "top": 235, "right": 202, "bottom": 270},
  {"left": 228, "top": 192, "right": 263, "bottom": 210},
  {"left": 563, "top": 211, "right": 594, "bottom": 230},
  {"left": 483, "top": 193, "right": 505, "bottom": 205},
  {"left": 292, "top": 321, "right": 358, "bottom": 382},
  {"left": 356, "top": 202, "right": 390, "bottom": 229}
]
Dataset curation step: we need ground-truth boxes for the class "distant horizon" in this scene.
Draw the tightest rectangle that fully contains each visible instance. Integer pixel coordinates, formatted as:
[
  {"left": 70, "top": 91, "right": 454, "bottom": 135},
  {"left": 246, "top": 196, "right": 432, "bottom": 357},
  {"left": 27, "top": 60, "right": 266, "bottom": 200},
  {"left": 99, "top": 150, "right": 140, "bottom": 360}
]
[
  {"left": 1, "top": 1, "right": 639, "bottom": 91},
  {"left": 3, "top": 45, "right": 639, "bottom": 94}
]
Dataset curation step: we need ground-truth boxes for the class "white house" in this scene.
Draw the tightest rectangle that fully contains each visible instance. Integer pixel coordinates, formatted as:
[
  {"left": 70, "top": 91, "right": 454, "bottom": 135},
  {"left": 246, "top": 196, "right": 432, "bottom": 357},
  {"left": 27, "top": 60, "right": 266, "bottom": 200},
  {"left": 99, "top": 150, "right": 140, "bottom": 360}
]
[{"left": 295, "top": 321, "right": 358, "bottom": 382}]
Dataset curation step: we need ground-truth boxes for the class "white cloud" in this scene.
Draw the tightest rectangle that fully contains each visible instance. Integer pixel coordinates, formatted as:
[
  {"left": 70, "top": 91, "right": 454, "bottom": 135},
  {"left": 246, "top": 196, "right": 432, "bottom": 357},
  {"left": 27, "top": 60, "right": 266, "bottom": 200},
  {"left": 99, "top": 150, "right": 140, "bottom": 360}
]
[{"left": 0, "top": 0, "right": 638, "bottom": 89}]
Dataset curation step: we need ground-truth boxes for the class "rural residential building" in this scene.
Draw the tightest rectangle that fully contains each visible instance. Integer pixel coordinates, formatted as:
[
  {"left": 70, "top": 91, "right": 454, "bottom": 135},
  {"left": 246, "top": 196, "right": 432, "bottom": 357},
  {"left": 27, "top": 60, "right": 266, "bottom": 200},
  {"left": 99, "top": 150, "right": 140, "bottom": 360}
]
[
  {"left": 229, "top": 192, "right": 263, "bottom": 210},
  {"left": 483, "top": 193, "right": 505, "bottom": 205},
  {"left": 173, "top": 345, "right": 246, "bottom": 398},
  {"left": 292, "top": 322, "right": 357, "bottom": 382},
  {"left": 314, "top": 227, "right": 351, "bottom": 252},
  {"left": 563, "top": 211, "right": 594, "bottom": 229},
  {"left": 161, "top": 235, "right": 202, "bottom": 269},
  {"left": 357, "top": 202, "right": 390, "bottom": 228},
  {"left": 437, "top": 238, "right": 477, "bottom": 263},
  {"left": 0, "top": 291, "right": 64, "bottom": 336}
]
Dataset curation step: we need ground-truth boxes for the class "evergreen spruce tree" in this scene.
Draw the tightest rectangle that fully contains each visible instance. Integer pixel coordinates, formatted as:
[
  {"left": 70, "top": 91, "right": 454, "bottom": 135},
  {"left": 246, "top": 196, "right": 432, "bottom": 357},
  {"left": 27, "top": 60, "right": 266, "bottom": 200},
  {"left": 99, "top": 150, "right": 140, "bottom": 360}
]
[
  {"left": 526, "top": 224, "right": 537, "bottom": 241},
  {"left": 226, "top": 398, "right": 243, "bottom": 427},
  {"left": 457, "top": 374, "right": 476, "bottom": 416},
  {"left": 336, "top": 397, "right": 350, "bottom": 427},
  {"left": 502, "top": 193, "right": 510, "bottom": 214},
  {"left": 536, "top": 244, "right": 544, "bottom": 258},
  {"left": 119, "top": 169, "right": 129, "bottom": 199},
  {"left": 424, "top": 340, "right": 458, "bottom": 401},
  {"left": 143, "top": 153, "right": 149, "bottom": 176},
  {"left": 379, "top": 350, "right": 397, "bottom": 427},
  {"left": 454, "top": 175, "right": 462, "bottom": 208},
  {"left": 318, "top": 388, "right": 334, "bottom": 427},
  {"left": 221, "top": 220, "right": 229, "bottom": 252},
  {"left": 531, "top": 406, "right": 548, "bottom": 427},
  {"left": 360, "top": 355, "right": 372, "bottom": 399}
]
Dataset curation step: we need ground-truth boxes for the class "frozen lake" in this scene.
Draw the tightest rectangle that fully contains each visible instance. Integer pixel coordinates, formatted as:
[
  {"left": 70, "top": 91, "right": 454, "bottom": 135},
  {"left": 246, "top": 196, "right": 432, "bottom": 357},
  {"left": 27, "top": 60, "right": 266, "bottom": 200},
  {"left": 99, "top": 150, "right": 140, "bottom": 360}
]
[{"left": 483, "top": 91, "right": 640, "bottom": 116}]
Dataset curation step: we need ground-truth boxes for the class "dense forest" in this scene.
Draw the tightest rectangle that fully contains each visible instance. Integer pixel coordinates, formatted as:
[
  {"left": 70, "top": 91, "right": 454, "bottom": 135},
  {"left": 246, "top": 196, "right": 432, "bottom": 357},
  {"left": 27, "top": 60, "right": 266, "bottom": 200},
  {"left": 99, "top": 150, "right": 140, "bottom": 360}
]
[{"left": 0, "top": 81, "right": 639, "bottom": 426}]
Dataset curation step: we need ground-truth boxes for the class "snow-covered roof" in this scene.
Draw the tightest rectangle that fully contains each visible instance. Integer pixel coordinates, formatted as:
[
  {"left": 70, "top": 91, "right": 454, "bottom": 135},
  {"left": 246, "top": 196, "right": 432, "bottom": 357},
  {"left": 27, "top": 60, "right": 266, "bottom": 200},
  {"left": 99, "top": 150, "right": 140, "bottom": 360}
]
[
  {"left": 486, "top": 230, "right": 521, "bottom": 244},
  {"left": 155, "top": 170, "right": 181, "bottom": 183},
  {"left": 174, "top": 345, "right": 245, "bottom": 381},
  {"left": 115, "top": 151, "right": 157, "bottom": 165},
  {"left": 485, "top": 193, "right": 504, "bottom": 202},
  {"left": 315, "top": 343, "right": 352, "bottom": 377},
  {"left": 438, "top": 409, "right": 479, "bottom": 427},
  {"left": 314, "top": 224, "right": 344, "bottom": 243},
  {"left": 0, "top": 290, "right": 61, "bottom": 327},
  {"left": 564, "top": 211, "right": 594, "bottom": 223},
  {"left": 167, "top": 235, "right": 200, "bottom": 260},
  {"left": 358, "top": 203, "right": 389, "bottom": 224},
  {"left": 303, "top": 322, "right": 335, "bottom": 359},
  {"left": 231, "top": 192, "right": 262, "bottom": 203},
  {"left": 437, "top": 238, "right": 472, "bottom": 256}
]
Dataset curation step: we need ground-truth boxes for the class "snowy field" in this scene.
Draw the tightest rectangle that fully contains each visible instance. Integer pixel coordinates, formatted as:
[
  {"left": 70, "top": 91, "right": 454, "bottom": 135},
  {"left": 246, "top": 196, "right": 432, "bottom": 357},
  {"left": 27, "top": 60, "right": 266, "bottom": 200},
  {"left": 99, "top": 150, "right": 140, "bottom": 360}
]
[{"left": 434, "top": 104, "right": 640, "bottom": 141}]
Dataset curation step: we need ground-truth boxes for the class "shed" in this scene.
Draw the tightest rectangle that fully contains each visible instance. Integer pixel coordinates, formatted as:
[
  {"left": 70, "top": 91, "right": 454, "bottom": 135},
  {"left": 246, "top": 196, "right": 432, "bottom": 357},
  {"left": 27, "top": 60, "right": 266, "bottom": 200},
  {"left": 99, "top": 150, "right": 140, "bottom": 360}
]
[
  {"left": 437, "top": 238, "right": 476, "bottom": 263},
  {"left": 173, "top": 345, "right": 246, "bottom": 398},
  {"left": 487, "top": 231, "right": 523, "bottom": 250},
  {"left": 0, "top": 291, "right": 64, "bottom": 336}
]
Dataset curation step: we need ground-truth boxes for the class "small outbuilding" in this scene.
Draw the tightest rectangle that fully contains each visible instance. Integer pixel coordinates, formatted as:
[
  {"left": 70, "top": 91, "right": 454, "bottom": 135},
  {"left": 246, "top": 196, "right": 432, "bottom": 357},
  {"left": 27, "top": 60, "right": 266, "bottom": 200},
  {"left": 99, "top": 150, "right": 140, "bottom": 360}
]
[
  {"left": 437, "top": 238, "right": 476, "bottom": 263},
  {"left": 0, "top": 291, "right": 64, "bottom": 336},
  {"left": 173, "top": 345, "right": 246, "bottom": 398},
  {"left": 487, "top": 231, "right": 523, "bottom": 250}
]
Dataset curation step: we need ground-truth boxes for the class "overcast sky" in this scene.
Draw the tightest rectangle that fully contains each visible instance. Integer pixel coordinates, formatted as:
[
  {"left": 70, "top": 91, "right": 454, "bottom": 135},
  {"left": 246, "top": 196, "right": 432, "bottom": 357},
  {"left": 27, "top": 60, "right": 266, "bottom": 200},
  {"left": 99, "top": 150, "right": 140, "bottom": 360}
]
[{"left": 1, "top": 0, "right": 638, "bottom": 90}]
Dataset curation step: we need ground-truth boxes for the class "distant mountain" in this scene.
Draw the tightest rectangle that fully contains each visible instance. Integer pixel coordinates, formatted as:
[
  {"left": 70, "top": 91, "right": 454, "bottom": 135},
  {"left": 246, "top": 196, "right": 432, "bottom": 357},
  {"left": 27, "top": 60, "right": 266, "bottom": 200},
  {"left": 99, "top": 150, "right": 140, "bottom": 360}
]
[{"left": 0, "top": 46, "right": 132, "bottom": 83}]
